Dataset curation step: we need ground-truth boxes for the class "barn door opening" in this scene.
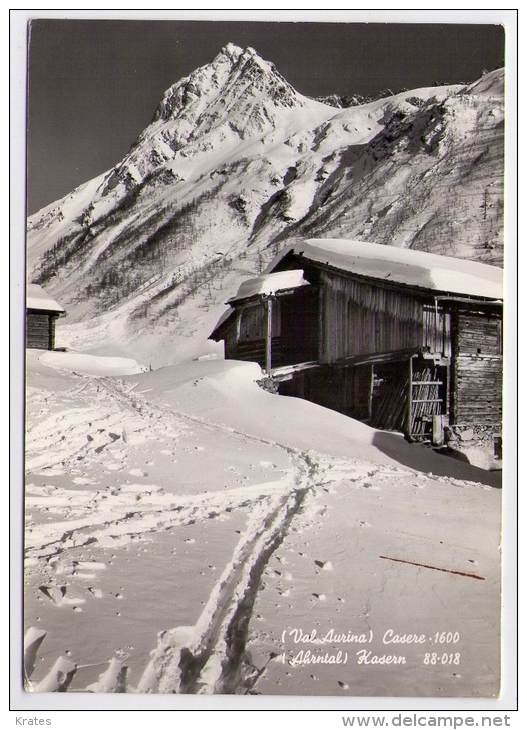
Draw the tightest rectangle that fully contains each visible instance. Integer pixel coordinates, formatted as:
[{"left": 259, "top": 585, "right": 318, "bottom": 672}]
[
  {"left": 369, "top": 359, "right": 447, "bottom": 440},
  {"left": 278, "top": 288, "right": 318, "bottom": 367},
  {"left": 370, "top": 361, "right": 408, "bottom": 433},
  {"left": 409, "top": 360, "right": 447, "bottom": 442}
]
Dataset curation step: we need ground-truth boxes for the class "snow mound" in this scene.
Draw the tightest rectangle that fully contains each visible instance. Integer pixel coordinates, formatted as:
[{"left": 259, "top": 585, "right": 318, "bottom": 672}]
[
  {"left": 125, "top": 360, "right": 500, "bottom": 488},
  {"left": 38, "top": 351, "right": 147, "bottom": 376}
]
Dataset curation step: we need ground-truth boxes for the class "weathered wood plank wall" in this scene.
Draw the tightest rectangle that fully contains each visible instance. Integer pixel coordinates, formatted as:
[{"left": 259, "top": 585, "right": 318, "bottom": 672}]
[
  {"left": 456, "top": 312, "right": 502, "bottom": 355},
  {"left": 278, "top": 366, "right": 356, "bottom": 417},
  {"left": 319, "top": 271, "right": 450, "bottom": 362},
  {"left": 26, "top": 312, "right": 53, "bottom": 350},
  {"left": 451, "top": 311, "right": 502, "bottom": 425},
  {"left": 454, "top": 356, "right": 502, "bottom": 424}
]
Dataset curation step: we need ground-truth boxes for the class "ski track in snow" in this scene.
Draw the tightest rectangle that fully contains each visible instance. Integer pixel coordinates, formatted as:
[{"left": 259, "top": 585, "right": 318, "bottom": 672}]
[
  {"left": 25, "top": 370, "right": 498, "bottom": 695},
  {"left": 25, "top": 371, "right": 423, "bottom": 693},
  {"left": 25, "top": 376, "right": 398, "bottom": 693}
]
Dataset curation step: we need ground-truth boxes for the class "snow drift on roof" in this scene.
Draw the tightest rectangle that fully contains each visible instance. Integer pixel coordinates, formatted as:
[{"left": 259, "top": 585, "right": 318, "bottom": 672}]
[
  {"left": 227, "top": 269, "right": 310, "bottom": 303},
  {"left": 27, "top": 283, "right": 65, "bottom": 313},
  {"left": 266, "top": 239, "right": 503, "bottom": 300}
]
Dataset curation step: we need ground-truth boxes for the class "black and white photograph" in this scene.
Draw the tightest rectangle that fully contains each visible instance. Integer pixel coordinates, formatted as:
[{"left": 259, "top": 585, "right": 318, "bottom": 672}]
[{"left": 13, "top": 9, "right": 516, "bottom": 713}]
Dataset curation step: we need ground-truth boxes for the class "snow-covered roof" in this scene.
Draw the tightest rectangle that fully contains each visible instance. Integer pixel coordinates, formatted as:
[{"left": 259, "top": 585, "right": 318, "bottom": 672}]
[
  {"left": 227, "top": 269, "right": 310, "bottom": 303},
  {"left": 211, "top": 307, "right": 235, "bottom": 336},
  {"left": 266, "top": 239, "right": 503, "bottom": 300},
  {"left": 27, "top": 284, "right": 65, "bottom": 313}
]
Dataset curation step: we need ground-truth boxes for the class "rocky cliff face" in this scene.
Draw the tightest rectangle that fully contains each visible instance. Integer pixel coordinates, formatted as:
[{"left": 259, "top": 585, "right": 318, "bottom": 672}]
[{"left": 27, "top": 45, "right": 504, "bottom": 366}]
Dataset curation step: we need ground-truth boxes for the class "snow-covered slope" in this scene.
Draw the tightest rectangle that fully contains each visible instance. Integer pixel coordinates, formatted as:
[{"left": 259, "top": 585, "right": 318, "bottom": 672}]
[
  {"left": 24, "top": 354, "right": 501, "bottom": 695},
  {"left": 27, "top": 45, "right": 505, "bottom": 367}
]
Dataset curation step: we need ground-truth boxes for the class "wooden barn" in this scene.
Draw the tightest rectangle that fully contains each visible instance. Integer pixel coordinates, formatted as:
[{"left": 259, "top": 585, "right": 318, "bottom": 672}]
[
  {"left": 26, "top": 283, "right": 65, "bottom": 350},
  {"left": 210, "top": 239, "right": 503, "bottom": 460}
]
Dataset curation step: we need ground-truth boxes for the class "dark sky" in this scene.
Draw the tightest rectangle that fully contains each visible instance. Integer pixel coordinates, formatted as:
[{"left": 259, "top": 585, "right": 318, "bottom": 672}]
[{"left": 26, "top": 19, "right": 505, "bottom": 215}]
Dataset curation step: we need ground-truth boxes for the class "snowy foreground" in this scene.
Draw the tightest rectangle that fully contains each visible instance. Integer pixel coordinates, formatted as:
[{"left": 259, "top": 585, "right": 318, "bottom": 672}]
[{"left": 24, "top": 351, "right": 501, "bottom": 697}]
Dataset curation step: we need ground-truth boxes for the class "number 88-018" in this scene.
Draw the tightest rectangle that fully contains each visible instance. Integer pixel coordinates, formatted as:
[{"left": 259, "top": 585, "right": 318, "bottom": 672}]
[{"left": 424, "top": 653, "right": 460, "bottom": 665}]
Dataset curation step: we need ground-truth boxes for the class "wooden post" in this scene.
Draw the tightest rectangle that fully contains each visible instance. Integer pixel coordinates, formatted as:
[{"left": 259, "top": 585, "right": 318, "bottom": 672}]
[
  {"left": 432, "top": 414, "right": 444, "bottom": 446},
  {"left": 367, "top": 364, "right": 374, "bottom": 422},
  {"left": 50, "top": 315, "right": 58, "bottom": 350},
  {"left": 407, "top": 356, "right": 413, "bottom": 439},
  {"left": 235, "top": 309, "right": 242, "bottom": 343},
  {"left": 265, "top": 297, "right": 273, "bottom": 374}
]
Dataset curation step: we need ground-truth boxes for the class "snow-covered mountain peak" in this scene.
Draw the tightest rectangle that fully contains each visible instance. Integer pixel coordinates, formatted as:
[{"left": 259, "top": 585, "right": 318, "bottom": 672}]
[
  {"left": 95, "top": 43, "right": 310, "bottom": 197},
  {"left": 217, "top": 42, "right": 244, "bottom": 60},
  {"left": 153, "top": 43, "right": 300, "bottom": 125}
]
